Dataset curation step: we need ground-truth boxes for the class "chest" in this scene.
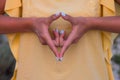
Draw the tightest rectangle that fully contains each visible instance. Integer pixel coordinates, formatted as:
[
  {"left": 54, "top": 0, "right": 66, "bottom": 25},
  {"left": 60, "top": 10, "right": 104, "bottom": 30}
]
[{"left": 22, "top": 0, "right": 101, "bottom": 17}]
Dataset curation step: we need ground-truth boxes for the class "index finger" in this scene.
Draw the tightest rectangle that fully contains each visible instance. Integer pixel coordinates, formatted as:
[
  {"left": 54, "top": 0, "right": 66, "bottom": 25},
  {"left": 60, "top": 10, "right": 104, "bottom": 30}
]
[
  {"left": 59, "top": 30, "right": 76, "bottom": 58},
  {"left": 47, "top": 13, "right": 61, "bottom": 24},
  {"left": 44, "top": 31, "right": 59, "bottom": 58}
]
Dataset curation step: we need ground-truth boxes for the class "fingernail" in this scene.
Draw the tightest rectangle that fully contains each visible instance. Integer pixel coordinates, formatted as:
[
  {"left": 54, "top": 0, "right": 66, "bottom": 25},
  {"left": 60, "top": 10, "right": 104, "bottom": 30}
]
[
  {"left": 60, "top": 30, "right": 64, "bottom": 34},
  {"left": 56, "top": 57, "right": 63, "bottom": 61},
  {"left": 59, "top": 57, "right": 63, "bottom": 61},
  {"left": 61, "top": 12, "right": 66, "bottom": 16},
  {"left": 55, "top": 12, "right": 61, "bottom": 16},
  {"left": 55, "top": 28, "right": 59, "bottom": 33},
  {"left": 56, "top": 57, "right": 59, "bottom": 61}
]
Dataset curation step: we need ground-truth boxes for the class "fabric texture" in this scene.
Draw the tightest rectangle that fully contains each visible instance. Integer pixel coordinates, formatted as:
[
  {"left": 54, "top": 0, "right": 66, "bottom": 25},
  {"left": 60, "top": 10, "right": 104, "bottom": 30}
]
[{"left": 5, "top": 0, "right": 116, "bottom": 80}]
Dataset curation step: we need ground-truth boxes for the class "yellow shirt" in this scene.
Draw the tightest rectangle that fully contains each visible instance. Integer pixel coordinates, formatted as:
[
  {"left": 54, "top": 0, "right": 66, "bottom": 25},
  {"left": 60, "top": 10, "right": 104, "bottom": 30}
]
[{"left": 5, "top": 0, "right": 116, "bottom": 80}]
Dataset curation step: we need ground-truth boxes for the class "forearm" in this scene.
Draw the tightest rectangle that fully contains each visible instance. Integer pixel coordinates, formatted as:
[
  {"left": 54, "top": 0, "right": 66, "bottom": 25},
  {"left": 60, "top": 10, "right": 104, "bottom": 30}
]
[
  {"left": 87, "top": 0, "right": 120, "bottom": 33},
  {"left": 88, "top": 16, "right": 120, "bottom": 33},
  {"left": 0, "top": 15, "right": 32, "bottom": 34}
]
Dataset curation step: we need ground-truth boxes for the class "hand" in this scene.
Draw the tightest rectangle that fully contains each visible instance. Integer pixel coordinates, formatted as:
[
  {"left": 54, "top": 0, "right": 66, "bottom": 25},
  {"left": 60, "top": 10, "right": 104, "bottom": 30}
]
[
  {"left": 59, "top": 13, "right": 91, "bottom": 59},
  {"left": 31, "top": 14, "right": 61, "bottom": 58}
]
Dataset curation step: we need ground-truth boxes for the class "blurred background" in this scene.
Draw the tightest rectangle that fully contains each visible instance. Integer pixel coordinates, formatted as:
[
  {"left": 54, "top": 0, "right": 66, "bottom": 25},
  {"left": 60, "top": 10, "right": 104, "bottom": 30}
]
[
  {"left": 0, "top": 34, "right": 120, "bottom": 80},
  {"left": 0, "top": 35, "right": 15, "bottom": 80},
  {"left": 112, "top": 34, "right": 120, "bottom": 80}
]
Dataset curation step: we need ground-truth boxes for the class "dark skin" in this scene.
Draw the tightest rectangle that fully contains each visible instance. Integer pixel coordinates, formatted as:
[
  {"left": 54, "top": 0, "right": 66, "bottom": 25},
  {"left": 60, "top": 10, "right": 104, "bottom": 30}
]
[
  {"left": 0, "top": 0, "right": 5, "bottom": 14},
  {"left": 0, "top": 0, "right": 120, "bottom": 59},
  {"left": 60, "top": 14, "right": 120, "bottom": 58},
  {"left": 58, "top": 0, "right": 120, "bottom": 58},
  {"left": 0, "top": 0, "right": 62, "bottom": 58}
]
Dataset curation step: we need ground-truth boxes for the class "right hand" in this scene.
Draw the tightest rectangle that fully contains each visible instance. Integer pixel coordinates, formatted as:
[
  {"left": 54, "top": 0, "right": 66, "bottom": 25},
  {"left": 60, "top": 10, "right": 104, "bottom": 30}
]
[{"left": 31, "top": 14, "right": 60, "bottom": 58}]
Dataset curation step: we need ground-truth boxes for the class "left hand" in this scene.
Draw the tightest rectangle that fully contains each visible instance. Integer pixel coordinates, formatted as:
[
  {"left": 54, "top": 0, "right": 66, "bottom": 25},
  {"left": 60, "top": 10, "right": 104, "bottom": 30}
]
[{"left": 59, "top": 14, "right": 92, "bottom": 59}]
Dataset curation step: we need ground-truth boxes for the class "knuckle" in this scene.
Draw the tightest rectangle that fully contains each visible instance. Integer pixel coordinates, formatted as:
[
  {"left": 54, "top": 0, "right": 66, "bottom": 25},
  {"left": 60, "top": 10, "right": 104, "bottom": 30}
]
[{"left": 72, "top": 19, "right": 78, "bottom": 24}]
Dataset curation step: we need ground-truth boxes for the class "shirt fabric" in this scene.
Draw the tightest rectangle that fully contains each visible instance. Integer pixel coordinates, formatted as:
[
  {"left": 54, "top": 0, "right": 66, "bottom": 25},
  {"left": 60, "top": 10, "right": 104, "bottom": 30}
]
[{"left": 5, "top": 0, "right": 116, "bottom": 80}]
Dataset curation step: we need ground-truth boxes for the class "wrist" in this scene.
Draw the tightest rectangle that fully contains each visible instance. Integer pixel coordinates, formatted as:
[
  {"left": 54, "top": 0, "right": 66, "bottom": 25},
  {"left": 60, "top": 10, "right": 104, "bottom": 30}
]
[
  {"left": 10, "top": 17, "right": 34, "bottom": 32},
  {"left": 85, "top": 17, "right": 97, "bottom": 30},
  {"left": 23, "top": 18, "right": 36, "bottom": 32}
]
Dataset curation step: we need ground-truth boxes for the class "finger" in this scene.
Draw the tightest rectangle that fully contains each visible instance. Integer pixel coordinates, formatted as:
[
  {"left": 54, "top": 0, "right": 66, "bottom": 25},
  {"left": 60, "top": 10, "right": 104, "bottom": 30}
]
[
  {"left": 61, "top": 12, "right": 73, "bottom": 23},
  {"left": 48, "top": 13, "right": 61, "bottom": 23},
  {"left": 59, "top": 30, "right": 65, "bottom": 47},
  {"left": 53, "top": 28, "right": 59, "bottom": 38},
  {"left": 44, "top": 32, "right": 59, "bottom": 57},
  {"left": 60, "top": 30, "right": 65, "bottom": 38},
  {"left": 53, "top": 40, "right": 58, "bottom": 47},
  {"left": 59, "top": 31, "right": 76, "bottom": 58},
  {"left": 53, "top": 28, "right": 60, "bottom": 47}
]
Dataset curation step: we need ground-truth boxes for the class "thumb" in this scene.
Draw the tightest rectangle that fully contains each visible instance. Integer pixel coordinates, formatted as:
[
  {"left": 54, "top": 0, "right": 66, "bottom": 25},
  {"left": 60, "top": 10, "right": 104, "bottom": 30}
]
[
  {"left": 61, "top": 12, "right": 73, "bottom": 23},
  {"left": 48, "top": 13, "right": 61, "bottom": 23}
]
